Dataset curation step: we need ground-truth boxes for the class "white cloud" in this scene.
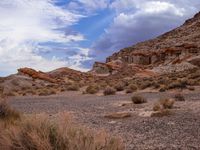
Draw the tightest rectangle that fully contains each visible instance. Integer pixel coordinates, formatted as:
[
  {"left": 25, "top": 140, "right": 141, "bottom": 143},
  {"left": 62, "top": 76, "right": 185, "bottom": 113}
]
[
  {"left": 92, "top": 0, "right": 200, "bottom": 61},
  {"left": 67, "top": 47, "right": 93, "bottom": 71},
  {"left": 68, "top": 0, "right": 109, "bottom": 13},
  {"left": 141, "top": 1, "right": 185, "bottom": 16},
  {"left": 110, "top": 0, "right": 186, "bottom": 16},
  {"left": 0, "top": 0, "right": 89, "bottom": 76}
]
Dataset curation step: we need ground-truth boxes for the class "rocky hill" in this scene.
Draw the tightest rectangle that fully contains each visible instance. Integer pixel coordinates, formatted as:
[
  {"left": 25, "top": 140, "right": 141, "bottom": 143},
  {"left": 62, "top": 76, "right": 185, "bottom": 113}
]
[
  {"left": 1, "top": 12, "right": 200, "bottom": 97},
  {"left": 92, "top": 12, "right": 200, "bottom": 75}
]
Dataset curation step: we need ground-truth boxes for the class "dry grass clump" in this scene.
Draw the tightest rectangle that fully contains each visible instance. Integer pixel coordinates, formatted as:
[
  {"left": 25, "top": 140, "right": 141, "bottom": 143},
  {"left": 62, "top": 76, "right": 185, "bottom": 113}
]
[
  {"left": 0, "top": 113, "right": 124, "bottom": 150},
  {"left": 131, "top": 95, "right": 147, "bottom": 104},
  {"left": 160, "top": 98, "right": 175, "bottom": 109},
  {"left": 174, "top": 93, "right": 185, "bottom": 101},
  {"left": 0, "top": 99, "right": 20, "bottom": 121},
  {"left": 103, "top": 87, "right": 116, "bottom": 96},
  {"left": 85, "top": 85, "right": 99, "bottom": 94},
  {"left": 153, "top": 103, "right": 161, "bottom": 111},
  {"left": 152, "top": 98, "right": 175, "bottom": 117}
]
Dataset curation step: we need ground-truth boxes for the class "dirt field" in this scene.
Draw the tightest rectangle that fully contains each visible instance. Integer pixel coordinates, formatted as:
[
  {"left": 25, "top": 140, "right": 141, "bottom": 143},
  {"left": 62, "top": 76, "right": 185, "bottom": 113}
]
[{"left": 8, "top": 91, "right": 200, "bottom": 150}]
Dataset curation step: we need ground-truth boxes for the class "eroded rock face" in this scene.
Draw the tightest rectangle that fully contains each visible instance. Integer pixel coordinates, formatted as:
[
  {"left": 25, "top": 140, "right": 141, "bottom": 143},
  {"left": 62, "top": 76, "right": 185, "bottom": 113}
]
[
  {"left": 106, "top": 45, "right": 200, "bottom": 66},
  {"left": 92, "top": 62, "right": 110, "bottom": 74},
  {"left": 91, "top": 61, "right": 123, "bottom": 75},
  {"left": 104, "top": 12, "right": 200, "bottom": 68},
  {"left": 89, "top": 12, "right": 200, "bottom": 76}
]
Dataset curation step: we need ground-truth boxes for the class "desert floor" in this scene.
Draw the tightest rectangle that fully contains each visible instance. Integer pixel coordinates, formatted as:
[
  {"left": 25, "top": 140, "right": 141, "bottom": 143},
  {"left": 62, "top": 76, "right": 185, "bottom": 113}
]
[{"left": 8, "top": 90, "right": 200, "bottom": 150}]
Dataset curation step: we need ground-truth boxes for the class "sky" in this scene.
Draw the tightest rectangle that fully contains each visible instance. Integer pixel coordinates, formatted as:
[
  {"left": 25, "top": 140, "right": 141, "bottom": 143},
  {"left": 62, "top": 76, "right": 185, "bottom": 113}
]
[{"left": 0, "top": 0, "right": 200, "bottom": 76}]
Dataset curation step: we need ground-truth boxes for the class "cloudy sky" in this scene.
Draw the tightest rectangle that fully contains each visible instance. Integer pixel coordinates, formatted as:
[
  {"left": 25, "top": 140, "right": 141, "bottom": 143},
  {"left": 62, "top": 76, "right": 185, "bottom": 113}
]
[{"left": 0, "top": 0, "right": 200, "bottom": 76}]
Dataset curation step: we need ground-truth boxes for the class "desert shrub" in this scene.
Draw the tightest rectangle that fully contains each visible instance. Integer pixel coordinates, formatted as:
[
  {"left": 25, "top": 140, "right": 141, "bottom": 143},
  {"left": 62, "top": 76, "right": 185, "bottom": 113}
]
[
  {"left": 0, "top": 114, "right": 124, "bottom": 150},
  {"left": 171, "top": 77, "right": 178, "bottom": 81},
  {"left": 139, "top": 81, "right": 152, "bottom": 90},
  {"left": 38, "top": 89, "right": 56, "bottom": 96},
  {"left": 160, "top": 98, "right": 175, "bottom": 109},
  {"left": 38, "top": 89, "right": 49, "bottom": 96},
  {"left": 167, "top": 80, "right": 187, "bottom": 89},
  {"left": 0, "top": 100, "right": 20, "bottom": 121},
  {"left": 4, "top": 92, "right": 16, "bottom": 97},
  {"left": 127, "top": 84, "right": 137, "bottom": 92},
  {"left": 126, "top": 89, "right": 133, "bottom": 94},
  {"left": 24, "top": 89, "right": 37, "bottom": 96},
  {"left": 60, "top": 87, "right": 66, "bottom": 92},
  {"left": 174, "top": 93, "right": 185, "bottom": 101},
  {"left": 157, "top": 77, "right": 168, "bottom": 85},
  {"left": 159, "top": 87, "right": 167, "bottom": 92},
  {"left": 153, "top": 82, "right": 160, "bottom": 89},
  {"left": 67, "top": 83, "right": 79, "bottom": 91},
  {"left": 114, "top": 83, "right": 125, "bottom": 91},
  {"left": 152, "top": 98, "right": 175, "bottom": 117},
  {"left": 86, "top": 85, "right": 99, "bottom": 94},
  {"left": 104, "top": 87, "right": 116, "bottom": 96},
  {"left": 98, "top": 82, "right": 108, "bottom": 89},
  {"left": 126, "top": 86, "right": 137, "bottom": 93},
  {"left": 48, "top": 89, "right": 56, "bottom": 95},
  {"left": 131, "top": 95, "right": 147, "bottom": 104},
  {"left": 153, "top": 103, "right": 161, "bottom": 111}
]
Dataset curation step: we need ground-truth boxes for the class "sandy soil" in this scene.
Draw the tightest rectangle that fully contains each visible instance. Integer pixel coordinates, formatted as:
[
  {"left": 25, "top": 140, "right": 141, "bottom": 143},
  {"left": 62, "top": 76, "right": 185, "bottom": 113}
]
[{"left": 8, "top": 91, "right": 200, "bottom": 150}]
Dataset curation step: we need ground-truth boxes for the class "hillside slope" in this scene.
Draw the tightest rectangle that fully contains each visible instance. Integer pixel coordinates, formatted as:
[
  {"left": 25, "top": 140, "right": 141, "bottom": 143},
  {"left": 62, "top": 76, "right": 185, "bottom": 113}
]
[{"left": 92, "top": 12, "right": 200, "bottom": 75}]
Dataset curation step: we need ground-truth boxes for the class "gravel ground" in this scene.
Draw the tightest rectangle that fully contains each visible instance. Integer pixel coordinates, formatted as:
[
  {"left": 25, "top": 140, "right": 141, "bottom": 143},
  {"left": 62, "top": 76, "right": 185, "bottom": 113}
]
[{"left": 8, "top": 91, "right": 200, "bottom": 150}]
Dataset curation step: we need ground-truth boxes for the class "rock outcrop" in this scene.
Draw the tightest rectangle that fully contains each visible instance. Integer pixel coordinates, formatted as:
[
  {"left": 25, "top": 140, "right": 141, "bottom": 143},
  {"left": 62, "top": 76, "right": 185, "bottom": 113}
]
[
  {"left": 91, "top": 12, "right": 200, "bottom": 75},
  {"left": 92, "top": 13, "right": 200, "bottom": 74},
  {"left": 91, "top": 61, "right": 122, "bottom": 75},
  {"left": 18, "top": 68, "right": 57, "bottom": 83}
]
